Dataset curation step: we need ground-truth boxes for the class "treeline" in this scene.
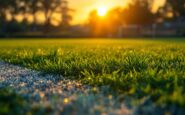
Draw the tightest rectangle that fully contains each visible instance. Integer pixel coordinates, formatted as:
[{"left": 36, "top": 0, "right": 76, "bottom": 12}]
[
  {"left": 0, "top": 0, "right": 185, "bottom": 37},
  {"left": 87, "top": 0, "right": 185, "bottom": 37},
  {"left": 0, "top": 0, "right": 72, "bottom": 34}
]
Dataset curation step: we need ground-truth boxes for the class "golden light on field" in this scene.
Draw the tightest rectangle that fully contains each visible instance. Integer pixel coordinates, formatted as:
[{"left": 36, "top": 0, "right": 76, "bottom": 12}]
[{"left": 97, "top": 6, "right": 108, "bottom": 16}]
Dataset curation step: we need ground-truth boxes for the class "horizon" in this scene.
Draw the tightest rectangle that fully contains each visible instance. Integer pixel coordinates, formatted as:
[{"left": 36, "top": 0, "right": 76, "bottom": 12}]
[
  {"left": 69, "top": 0, "right": 166, "bottom": 24},
  {"left": 6, "top": 0, "right": 166, "bottom": 25}
]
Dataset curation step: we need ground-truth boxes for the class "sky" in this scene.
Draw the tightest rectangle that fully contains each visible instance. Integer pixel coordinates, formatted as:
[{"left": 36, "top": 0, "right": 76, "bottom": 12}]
[{"left": 68, "top": 0, "right": 166, "bottom": 24}]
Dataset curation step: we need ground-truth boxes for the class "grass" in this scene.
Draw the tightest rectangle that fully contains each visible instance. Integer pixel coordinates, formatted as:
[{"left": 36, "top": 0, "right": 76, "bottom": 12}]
[
  {"left": 0, "top": 38, "right": 185, "bottom": 110},
  {"left": 0, "top": 88, "right": 55, "bottom": 114},
  {"left": 0, "top": 88, "right": 27, "bottom": 114}
]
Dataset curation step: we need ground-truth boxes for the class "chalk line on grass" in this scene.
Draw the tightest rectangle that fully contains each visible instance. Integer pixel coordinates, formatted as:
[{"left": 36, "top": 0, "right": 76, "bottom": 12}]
[{"left": 0, "top": 61, "right": 132, "bottom": 115}]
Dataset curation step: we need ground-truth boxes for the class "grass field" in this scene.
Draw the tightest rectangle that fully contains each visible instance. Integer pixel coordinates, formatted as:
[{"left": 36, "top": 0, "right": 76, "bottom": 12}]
[{"left": 0, "top": 38, "right": 185, "bottom": 111}]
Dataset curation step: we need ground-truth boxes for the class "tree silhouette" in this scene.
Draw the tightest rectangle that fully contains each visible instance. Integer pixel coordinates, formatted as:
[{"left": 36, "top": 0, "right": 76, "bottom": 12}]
[
  {"left": 87, "top": 10, "right": 110, "bottom": 36},
  {"left": 87, "top": 0, "right": 157, "bottom": 36},
  {"left": 123, "top": 0, "right": 156, "bottom": 25},
  {"left": 38, "top": 0, "right": 72, "bottom": 31},
  {"left": 0, "top": 0, "right": 73, "bottom": 33},
  {"left": 28, "top": 0, "right": 41, "bottom": 25},
  {"left": 166, "top": 0, "right": 185, "bottom": 18},
  {"left": 0, "top": 1, "right": 8, "bottom": 21},
  {"left": 60, "top": 0, "right": 73, "bottom": 28},
  {"left": 0, "top": 0, "right": 17, "bottom": 21}
]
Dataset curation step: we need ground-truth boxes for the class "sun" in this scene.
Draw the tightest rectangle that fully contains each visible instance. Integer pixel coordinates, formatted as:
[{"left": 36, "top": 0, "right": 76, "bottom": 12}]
[{"left": 97, "top": 6, "right": 107, "bottom": 16}]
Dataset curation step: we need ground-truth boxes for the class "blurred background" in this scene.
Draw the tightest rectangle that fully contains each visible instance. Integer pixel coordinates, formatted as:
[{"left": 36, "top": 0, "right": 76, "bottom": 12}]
[{"left": 0, "top": 0, "right": 185, "bottom": 38}]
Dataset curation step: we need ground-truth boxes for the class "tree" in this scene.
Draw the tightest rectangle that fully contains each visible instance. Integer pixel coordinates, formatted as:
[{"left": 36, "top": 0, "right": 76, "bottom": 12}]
[
  {"left": 0, "top": 0, "right": 74, "bottom": 34},
  {"left": 106, "top": 8, "right": 124, "bottom": 35},
  {"left": 166, "top": 0, "right": 185, "bottom": 18},
  {"left": 0, "top": 1, "right": 8, "bottom": 21},
  {"left": 8, "top": 0, "right": 19, "bottom": 21},
  {"left": 87, "top": 10, "right": 110, "bottom": 36},
  {"left": 33, "top": 0, "right": 72, "bottom": 32},
  {"left": 123, "top": 0, "right": 156, "bottom": 25},
  {"left": 39, "top": 0, "right": 62, "bottom": 30},
  {"left": 87, "top": 0, "right": 157, "bottom": 37},
  {"left": 0, "top": 0, "right": 17, "bottom": 21},
  {"left": 0, "top": 0, "right": 9, "bottom": 32},
  {"left": 60, "top": 0, "right": 73, "bottom": 28},
  {"left": 28, "top": 0, "right": 41, "bottom": 25}
]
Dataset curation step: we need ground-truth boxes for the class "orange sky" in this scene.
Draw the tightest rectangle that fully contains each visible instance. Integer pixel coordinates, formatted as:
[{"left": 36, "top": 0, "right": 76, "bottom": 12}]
[
  {"left": 8, "top": 0, "right": 166, "bottom": 25},
  {"left": 69, "top": 0, "right": 166, "bottom": 24}
]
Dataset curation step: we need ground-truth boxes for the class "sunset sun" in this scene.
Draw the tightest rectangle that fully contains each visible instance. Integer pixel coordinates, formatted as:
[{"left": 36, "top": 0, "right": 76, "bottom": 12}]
[{"left": 97, "top": 6, "right": 107, "bottom": 16}]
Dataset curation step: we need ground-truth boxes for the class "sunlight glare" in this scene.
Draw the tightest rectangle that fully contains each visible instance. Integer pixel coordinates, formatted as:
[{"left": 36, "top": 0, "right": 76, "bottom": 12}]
[{"left": 97, "top": 6, "right": 107, "bottom": 16}]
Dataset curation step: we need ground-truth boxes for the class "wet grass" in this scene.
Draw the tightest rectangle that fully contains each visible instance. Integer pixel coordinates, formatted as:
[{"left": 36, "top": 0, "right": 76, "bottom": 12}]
[{"left": 0, "top": 38, "right": 185, "bottom": 111}]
